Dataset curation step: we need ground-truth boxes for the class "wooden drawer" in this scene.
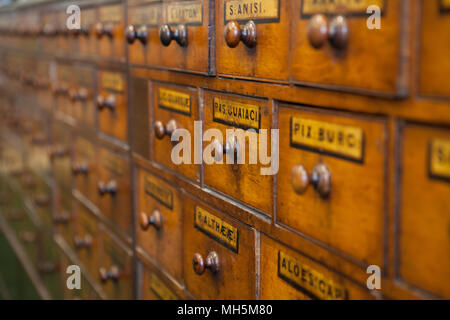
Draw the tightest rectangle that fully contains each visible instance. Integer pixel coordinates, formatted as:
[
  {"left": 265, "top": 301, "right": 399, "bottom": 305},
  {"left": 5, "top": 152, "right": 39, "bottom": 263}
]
[
  {"left": 70, "top": 66, "right": 95, "bottom": 128},
  {"left": 74, "top": 202, "right": 100, "bottom": 279},
  {"left": 73, "top": 136, "right": 99, "bottom": 206},
  {"left": 53, "top": 190, "right": 74, "bottom": 249},
  {"left": 290, "top": 0, "right": 408, "bottom": 95},
  {"left": 260, "top": 235, "right": 374, "bottom": 300},
  {"left": 97, "top": 3, "right": 126, "bottom": 61},
  {"left": 99, "top": 230, "right": 133, "bottom": 299},
  {"left": 398, "top": 123, "right": 450, "bottom": 298},
  {"left": 419, "top": 0, "right": 450, "bottom": 98},
  {"left": 137, "top": 170, "right": 183, "bottom": 282},
  {"left": 54, "top": 64, "right": 73, "bottom": 117},
  {"left": 183, "top": 197, "right": 256, "bottom": 299},
  {"left": 216, "top": 0, "right": 291, "bottom": 81},
  {"left": 277, "top": 105, "right": 387, "bottom": 267},
  {"left": 97, "top": 147, "right": 131, "bottom": 235},
  {"left": 203, "top": 90, "right": 273, "bottom": 215},
  {"left": 97, "top": 71, "right": 128, "bottom": 143},
  {"left": 51, "top": 122, "right": 72, "bottom": 192},
  {"left": 127, "top": 2, "right": 162, "bottom": 66},
  {"left": 78, "top": 7, "right": 98, "bottom": 57},
  {"left": 151, "top": 82, "right": 200, "bottom": 182},
  {"left": 140, "top": 260, "right": 181, "bottom": 300}
]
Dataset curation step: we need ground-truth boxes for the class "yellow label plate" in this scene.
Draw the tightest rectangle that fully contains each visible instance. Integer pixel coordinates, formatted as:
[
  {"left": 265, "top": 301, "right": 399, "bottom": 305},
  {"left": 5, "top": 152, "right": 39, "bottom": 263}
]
[
  {"left": 301, "top": 0, "right": 385, "bottom": 17},
  {"left": 194, "top": 206, "right": 239, "bottom": 253},
  {"left": 149, "top": 273, "right": 178, "bottom": 300},
  {"left": 144, "top": 175, "right": 174, "bottom": 209},
  {"left": 225, "top": 0, "right": 280, "bottom": 23},
  {"left": 442, "top": 0, "right": 450, "bottom": 11},
  {"left": 167, "top": 2, "right": 203, "bottom": 25},
  {"left": 129, "top": 4, "right": 161, "bottom": 26},
  {"left": 290, "top": 117, "right": 364, "bottom": 162},
  {"left": 101, "top": 72, "right": 124, "bottom": 92},
  {"left": 213, "top": 97, "right": 261, "bottom": 130},
  {"left": 430, "top": 139, "right": 450, "bottom": 180},
  {"left": 158, "top": 88, "right": 191, "bottom": 116},
  {"left": 103, "top": 153, "right": 125, "bottom": 176},
  {"left": 278, "top": 251, "right": 348, "bottom": 300}
]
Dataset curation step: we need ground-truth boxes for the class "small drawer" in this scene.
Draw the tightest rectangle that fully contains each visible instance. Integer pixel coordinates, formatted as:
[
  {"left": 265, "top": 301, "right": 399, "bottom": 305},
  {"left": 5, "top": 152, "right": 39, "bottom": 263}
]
[
  {"left": 398, "top": 123, "right": 450, "bottom": 299},
  {"left": 36, "top": 60, "right": 52, "bottom": 111},
  {"left": 51, "top": 121, "right": 72, "bottom": 192},
  {"left": 54, "top": 64, "right": 73, "bottom": 117},
  {"left": 56, "top": 10, "right": 72, "bottom": 56},
  {"left": 126, "top": 2, "right": 162, "bottom": 66},
  {"left": 203, "top": 90, "right": 274, "bottom": 215},
  {"left": 74, "top": 202, "right": 100, "bottom": 279},
  {"left": 73, "top": 136, "right": 99, "bottom": 206},
  {"left": 183, "top": 197, "right": 256, "bottom": 299},
  {"left": 277, "top": 105, "right": 387, "bottom": 267},
  {"left": 140, "top": 260, "right": 180, "bottom": 300},
  {"left": 97, "top": 147, "right": 131, "bottom": 235},
  {"left": 419, "top": 0, "right": 450, "bottom": 98},
  {"left": 216, "top": 0, "right": 291, "bottom": 80},
  {"left": 70, "top": 66, "right": 95, "bottom": 127},
  {"left": 97, "top": 71, "right": 128, "bottom": 143},
  {"left": 78, "top": 7, "right": 98, "bottom": 57},
  {"left": 53, "top": 190, "right": 74, "bottom": 249},
  {"left": 97, "top": 3, "right": 126, "bottom": 61},
  {"left": 157, "top": 0, "right": 212, "bottom": 74},
  {"left": 290, "top": 0, "right": 408, "bottom": 95},
  {"left": 99, "top": 230, "right": 133, "bottom": 300},
  {"left": 137, "top": 170, "right": 183, "bottom": 282},
  {"left": 151, "top": 82, "right": 200, "bottom": 182},
  {"left": 260, "top": 235, "right": 375, "bottom": 300}
]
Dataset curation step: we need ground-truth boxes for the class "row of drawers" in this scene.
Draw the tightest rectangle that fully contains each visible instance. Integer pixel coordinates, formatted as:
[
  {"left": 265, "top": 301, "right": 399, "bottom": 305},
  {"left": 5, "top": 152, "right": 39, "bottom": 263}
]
[{"left": 1, "top": 0, "right": 450, "bottom": 97}]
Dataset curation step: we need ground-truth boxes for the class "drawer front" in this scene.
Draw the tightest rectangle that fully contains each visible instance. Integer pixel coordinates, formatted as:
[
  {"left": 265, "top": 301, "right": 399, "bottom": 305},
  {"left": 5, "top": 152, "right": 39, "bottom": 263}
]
[
  {"left": 99, "top": 230, "right": 133, "bottom": 299},
  {"left": 152, "top": 82, "right": 199, "bottom": 181},
  {"left": 419, "top": 0, "right": 450, "bottom": 98},
  {"left": 277, "top": 105, "right": 387, "bottom": 266},
  {"left": 158, "top": 0, "right": 211, "bottom": 74},
  {"left": 98, "top": 147, "right": 131, "bottom": 235},
  {"left": 127, "top": 2, "right": 162, "bottom": 66},
  {"left": 71, "top": 66, "right": 95, "bottom": 127},
  {"left": 140, "top": 262, "right": 180, "bottom": 300},
  {"left": 36, "top": 60, "right": 52, "bottom": 111},
  {"left": 137, "top": 170, "right": 183, "bottom": 282},
  {"left": 73, "top": 136, "right": 98, "bottom": 206},
  {"left": 399, "top": 124, "right": 450, "bottom": 298},
  {"left": 55, "top": 64, "right": 73, "bottom": 117},
  {"left": 97, "top": 4, "right": 126, "bottom": 61},
  {"left": 203, "top": 91, "right": 273, "bottom": 215},
  {"left": 183, "top": 197, "right": 256, "bottom": 299},
  {"left": 216, "top": 0, "right": 291, "bottom": 80},
  {"left": 97, "top": 71, "right": 128, "bottom": 143},
  {"left": 53, "top": 190, "right": 74, "bottom": 249},
  {"left": 51, "top": 122, "right": 72, "bottom": 191},
  {"left": 75, "top": 202, "right": 100, "bottom": 279},
  {"left": 260, "top": 235, "right": 374, "bottom": 299},
  {"left": 291, "top": 0, "right": 407, "bottom": 94},
  {"left": 78, "top": 7, "right": 98, "bottom": 57}
]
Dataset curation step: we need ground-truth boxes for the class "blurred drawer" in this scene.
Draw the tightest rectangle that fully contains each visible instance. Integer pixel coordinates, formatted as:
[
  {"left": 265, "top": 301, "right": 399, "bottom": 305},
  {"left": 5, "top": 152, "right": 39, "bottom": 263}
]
[
  {"left": 291, "top": 0, "right": 407, "bottom": 95},
  {"left": 126, "top": 2, "right": 162, "bottom": 66},
  {"left": 54, "top": 64, "right": 73, "bottom": 117},
  {"left": 97, "top": 71, "right": 128, "bottom": 143},
  {"left": 73, "top": 136, "right": 99, "bottom": 206},
  {"left": 398, "top": 123, "right": 450, "bottom": 298},
  {"left": 99, "top": 230, "right": 133, "bottom": 300},
  {"left": 74, "top": 201, "right": 100, "bottom": 279},
  {"left": 183, "top": 197, "right": 256, "bottom": 299},
  {"left": 51, "top": 121, "right": 72, "bottom": 191},
  {"left": 97, "top": 147, "right": 131, "bottom": 235},
  {"left": 203, "top": 91, "right": 273, "bottom": 215},
  {"left": 70, "top": 66, "right": 95, "bottom": 127},
  {"left": 78, "top": 7, "right": 98, "bottom": 57},
  {"left": 140, "top": 260, "right": 180, "bottom": 300},
  {"left": 137, "top": 170, "right": 183, "bottom": 282},
  {"left": 53, "top": 190, "right": 74, "bottom": 249},
  {"left": 151, "top": 82, "right": 199, "bottom": 182},
  {"left": 216, "top": 0, "right": 291, "bottom": 80},
  {"left": 260, "top": 234, "right": 374, "bottom": 300},
  {"left": 96, "top": 3, "right": 126, "bottom": 61},
  {"left": 419, "top": 0, "right": 450, "bottom": 98},
  {"left": 277, "top": 105, "right": 387, "bottom": 267}
]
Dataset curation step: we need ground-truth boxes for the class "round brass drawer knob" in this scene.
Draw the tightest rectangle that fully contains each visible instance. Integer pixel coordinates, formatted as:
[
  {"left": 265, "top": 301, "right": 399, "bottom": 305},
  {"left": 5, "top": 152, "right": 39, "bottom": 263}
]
[
  {"left": 192, "top": 251, "right": 219, "bottom": 275},
  {"left": 140, "top": 210, "right": 162, "bottom": 231},
  {"left": 99, "top": 265, "right": 120, "bottom": 282},
  {"left": 307, "top": 14, "right": 328, "bottom": 49},
  {"left": 291, "top": 164, "right": 310, "bottom": 195},
  {"left": 329, "top": 16, "right": 348, "bottom": 49},
  {"left": 98, "top": 180, "right": 117, "bottom": 196},
  {"left": 97, "top": 94, "right": 116, "bottom": 111},
  {"left": 125, "top": 25, "right": 137, "bottom": 44},
  {"left": 154, "top": 119, "right": 178, "bottom": 140},
  {"left": 225, "top": 20, "right": 257, "bottom": 48},
  {"left": 74, "top": 235, "right": 93, "bottom": 249},
  {"left": 159, "top": 24, "right": 187, "bottom": 47},
  {"left": 72, "top": 163, "right": 89, "bottom": 176},
  {"left": 54, "top": 211, "right": 70, "bottom": 224},
  {"left": 291, "top": 163, "right": 331, "bottom": 198}
]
